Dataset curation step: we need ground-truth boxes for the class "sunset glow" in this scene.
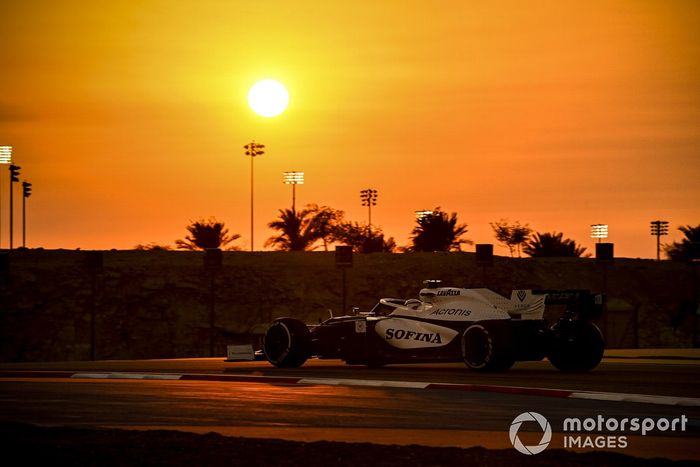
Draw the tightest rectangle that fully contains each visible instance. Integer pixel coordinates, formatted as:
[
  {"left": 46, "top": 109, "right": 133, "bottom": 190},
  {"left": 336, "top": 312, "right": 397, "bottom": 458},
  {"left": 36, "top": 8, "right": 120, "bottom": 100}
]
[{"left": 0, "top": 1, "right": 697, "bottom": 257}]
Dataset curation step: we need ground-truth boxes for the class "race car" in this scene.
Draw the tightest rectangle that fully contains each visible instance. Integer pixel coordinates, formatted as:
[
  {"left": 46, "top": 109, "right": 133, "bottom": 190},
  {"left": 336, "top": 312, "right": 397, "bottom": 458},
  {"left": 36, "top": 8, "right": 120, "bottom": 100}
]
[{"left": 262, "top": 280, "right": 605, "bottom": 372}]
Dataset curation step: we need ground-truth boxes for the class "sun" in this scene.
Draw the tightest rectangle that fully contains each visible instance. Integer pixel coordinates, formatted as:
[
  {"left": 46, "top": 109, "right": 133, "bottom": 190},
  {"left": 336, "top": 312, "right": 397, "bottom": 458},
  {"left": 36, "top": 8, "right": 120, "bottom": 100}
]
[{"left": 247, "top": 79, "right": 289, "bottom": 117}]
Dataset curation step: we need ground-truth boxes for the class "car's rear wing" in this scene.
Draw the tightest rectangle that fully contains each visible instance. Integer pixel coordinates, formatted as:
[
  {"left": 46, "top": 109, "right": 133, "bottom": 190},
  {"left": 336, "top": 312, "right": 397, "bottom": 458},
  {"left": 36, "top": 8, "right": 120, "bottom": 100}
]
[{"left": 532, "top": 289, "right": 604, "bottom": 320}]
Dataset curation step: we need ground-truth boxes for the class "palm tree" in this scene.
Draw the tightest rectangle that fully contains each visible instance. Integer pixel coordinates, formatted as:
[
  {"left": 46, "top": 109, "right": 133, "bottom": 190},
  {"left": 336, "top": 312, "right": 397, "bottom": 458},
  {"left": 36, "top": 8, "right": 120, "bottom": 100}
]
[
  {"left": 363, "top": 232, "right": 396, "bottom": 253},
  {"left": 665, "top": 224, "right": 700, "bottom": 261},
  {"left": 409, "top": 208, "right": 470, "bottom": 252},
  {"left": 523, "top": 232, "right": 587, "bottom": 257},
  {"left": 175, "top": 218, "right": 240, "bottom": 250},
  {"left": 265, "top": 207, "right": 320, "bottom": 251},
  {"left": 306, "top": 204, "right": 345, "bottom": 251},
  {"left": 332, "top": 221, "right": 396, "bottom": 253}
]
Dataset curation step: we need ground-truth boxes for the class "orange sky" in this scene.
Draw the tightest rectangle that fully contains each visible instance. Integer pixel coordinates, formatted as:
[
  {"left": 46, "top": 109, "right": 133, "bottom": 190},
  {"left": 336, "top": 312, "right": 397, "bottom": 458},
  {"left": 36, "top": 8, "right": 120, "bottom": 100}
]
[{"left": 0, "top": 0, "right": 698, "bottom": 257}]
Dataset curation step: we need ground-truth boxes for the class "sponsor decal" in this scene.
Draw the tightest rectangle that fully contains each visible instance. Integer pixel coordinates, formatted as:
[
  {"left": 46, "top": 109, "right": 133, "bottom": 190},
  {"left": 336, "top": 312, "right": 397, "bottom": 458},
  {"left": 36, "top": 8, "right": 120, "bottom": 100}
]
[
  {"left": 354, "top": 320, "right": 367, "bottom": 334},
  {"left": 385, "top": 328, "right": 442, "bottom": 344},
  {"left": 517, "top": 290, "right": 527, "bottom": 302},
  {"left": 375, "top": 318, "right": 456, "bottom": 348},
  {"left": 509, "top": 412, "right": 552, "bottom": 455},
  {"left": 429, "top": 308, "right": 472, "bottom": 317},
  {"left": 437, "top": 289, "right": 460, "bottom": 296}
]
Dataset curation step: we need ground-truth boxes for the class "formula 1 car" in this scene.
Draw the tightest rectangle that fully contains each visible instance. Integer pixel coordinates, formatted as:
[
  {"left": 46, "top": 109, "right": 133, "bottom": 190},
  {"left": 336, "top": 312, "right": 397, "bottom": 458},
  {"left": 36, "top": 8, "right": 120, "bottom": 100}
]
[{"left": 263, "top": 280, "right": 605, "bottom": 372}]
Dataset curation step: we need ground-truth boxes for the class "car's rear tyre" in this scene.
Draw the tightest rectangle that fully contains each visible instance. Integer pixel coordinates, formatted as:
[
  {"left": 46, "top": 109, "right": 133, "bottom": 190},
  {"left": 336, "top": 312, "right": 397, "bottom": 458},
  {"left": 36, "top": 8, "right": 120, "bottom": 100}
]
[
  {"left": 547, "top": 321, "right": 604, "bottom": 372},
  {"left": 461, "top": 321, "right": 514, "bottom": 371},
  {"left": 263, "top": 318, "right": 311, "bottom": 368}
]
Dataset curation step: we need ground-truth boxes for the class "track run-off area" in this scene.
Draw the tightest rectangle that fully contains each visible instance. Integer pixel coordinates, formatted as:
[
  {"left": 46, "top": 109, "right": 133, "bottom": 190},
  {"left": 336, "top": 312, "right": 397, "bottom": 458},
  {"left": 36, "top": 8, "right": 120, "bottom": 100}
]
[{"left": 1, "top": 349, "right": 699, "bottom": 461}]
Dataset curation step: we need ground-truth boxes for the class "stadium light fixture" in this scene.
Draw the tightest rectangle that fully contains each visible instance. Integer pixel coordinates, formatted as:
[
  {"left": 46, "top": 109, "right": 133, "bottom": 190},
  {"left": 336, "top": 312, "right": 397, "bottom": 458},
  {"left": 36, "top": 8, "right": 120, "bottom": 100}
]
[
  {"left": 283, "top": 171, "right": 304, "bottom": 212},
  {"left": 415, "top": 210, "right": 434, "bottom": 221},
  {"left": 590, "top": 224, "right": 609, "bottom": 243}
]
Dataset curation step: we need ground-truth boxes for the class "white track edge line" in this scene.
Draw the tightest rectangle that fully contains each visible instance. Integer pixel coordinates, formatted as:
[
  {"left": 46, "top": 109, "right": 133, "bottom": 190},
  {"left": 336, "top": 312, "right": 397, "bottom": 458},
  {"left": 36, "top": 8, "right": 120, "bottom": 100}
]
[
  {"left": 65, "top": 372, "right": 700, "bottom": 407},
  {"left": 570, "top": 391, "right": 700, "bottom": 407},
  {"left": 298, "top": 378, "right": 429, "bottom": 389},
  {"left": 71, "top": 372, "right": 182, "bottom": 380}
]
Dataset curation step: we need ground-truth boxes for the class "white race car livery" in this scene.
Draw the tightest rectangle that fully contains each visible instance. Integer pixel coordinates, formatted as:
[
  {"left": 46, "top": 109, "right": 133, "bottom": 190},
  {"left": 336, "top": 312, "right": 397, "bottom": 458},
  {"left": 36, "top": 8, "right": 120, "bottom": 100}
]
[{"left": 262, "top": 280, "right": 605, "bottom": 372}]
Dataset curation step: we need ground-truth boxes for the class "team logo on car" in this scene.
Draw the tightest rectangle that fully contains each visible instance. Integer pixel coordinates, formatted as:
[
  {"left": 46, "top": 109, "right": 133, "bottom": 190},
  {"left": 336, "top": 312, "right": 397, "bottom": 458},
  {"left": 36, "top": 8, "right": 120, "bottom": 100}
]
[
  {"left": 437, "top": 289, "right": 460, "bottom": 296},
  {"left": 429, "top": 308, "right": 472, "bottom": 316},
  {"left": 517, "top": 290, "right": 527, "bottom": 302}
]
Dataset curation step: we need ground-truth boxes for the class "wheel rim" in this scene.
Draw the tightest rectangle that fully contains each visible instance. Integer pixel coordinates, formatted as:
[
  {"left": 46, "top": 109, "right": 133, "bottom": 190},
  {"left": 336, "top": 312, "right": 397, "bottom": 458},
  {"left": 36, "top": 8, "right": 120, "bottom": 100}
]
[
  {"left": 264, "top": 322, "right": 291, "bottom": 363},
  {"left": 464, "top": 326, "right": 491, "bottom": 368}
]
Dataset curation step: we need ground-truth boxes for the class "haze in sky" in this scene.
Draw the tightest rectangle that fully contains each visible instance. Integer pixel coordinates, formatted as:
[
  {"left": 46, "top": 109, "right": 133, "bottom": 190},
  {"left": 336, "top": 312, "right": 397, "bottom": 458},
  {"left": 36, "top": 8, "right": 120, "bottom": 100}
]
[{"left": 0, "top": 1, "right": 698, "bottom": 257}]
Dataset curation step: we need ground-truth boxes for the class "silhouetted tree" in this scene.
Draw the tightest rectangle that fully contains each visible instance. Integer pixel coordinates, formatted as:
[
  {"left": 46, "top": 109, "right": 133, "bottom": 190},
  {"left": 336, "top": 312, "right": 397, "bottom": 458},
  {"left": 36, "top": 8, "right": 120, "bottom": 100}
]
[
  {"left": 409, "top": 208, "right": 471, "bottom": 252},
  {"left": 364, "top": 233, "right": 396, "bottom": 253},
  {"left": 332, "top": 221, "right": 396, "bottom": 253},
  {"left": 175, "top": 218, "right": 240, "bottom": 251},
  {"left": 490, "top": 219, "right": 532, "bottom": 257},
  {"left": 665, "top": 224, "right": 700, "bottom": 261},
  {"left": 134, "top": 243, "right": 172, "bottom": 251},
  {"left": 307, "top": 204, "right": 345, "bottom": 251},
  {"left": 265, "top": 207, "right": 320, "bottom": 251},
  {"left": 523, "top": 232, "right": 587, "bottom": 258}
]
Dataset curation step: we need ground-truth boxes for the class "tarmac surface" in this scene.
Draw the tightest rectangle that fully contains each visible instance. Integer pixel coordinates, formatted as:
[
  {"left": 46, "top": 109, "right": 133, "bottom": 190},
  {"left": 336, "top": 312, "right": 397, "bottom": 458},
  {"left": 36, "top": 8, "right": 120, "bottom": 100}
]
[{"left": 0, "top": 349, "right": 698, "bottom": 462}]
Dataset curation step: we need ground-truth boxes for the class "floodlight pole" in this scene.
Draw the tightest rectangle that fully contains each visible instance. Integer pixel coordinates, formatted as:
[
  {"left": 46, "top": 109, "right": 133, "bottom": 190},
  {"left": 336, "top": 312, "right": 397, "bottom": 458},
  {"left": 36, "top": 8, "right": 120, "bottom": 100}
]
[
  {"left": 360, "top": 188, "right": 378, "bottom": 233},
  {"left": 8, "top": 164, "right": 21, "bottom": 250},
  {"left": 244, "top": 141, "right": 265, "bottom": 251},
  {"left": 650, "top": 220, "right": 669, "bottom": 261},
  {"left": 250, "top": 155, "right": 254, "bottom": 250},
  {"left": 22, "top": 190, "right": 26, "bottom": 247},
  {"left": 8, "top": 173, "right": 12, "bottom": 249},
  {"left": 22, "top": 181, "right": 31, "bottom": 248},
  {"left": 0, "top": 146, "right": 12, "bottom": 249},
  {"left": 283, "top": 171, "right": 304, "bottom": 213}
]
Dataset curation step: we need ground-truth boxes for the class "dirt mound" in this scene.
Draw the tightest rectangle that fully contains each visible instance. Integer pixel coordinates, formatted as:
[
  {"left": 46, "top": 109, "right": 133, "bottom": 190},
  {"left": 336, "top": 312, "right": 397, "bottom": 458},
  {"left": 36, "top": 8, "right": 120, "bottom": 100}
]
[{"left": 1, "top": 423, "right": 690, "bottom": 467}]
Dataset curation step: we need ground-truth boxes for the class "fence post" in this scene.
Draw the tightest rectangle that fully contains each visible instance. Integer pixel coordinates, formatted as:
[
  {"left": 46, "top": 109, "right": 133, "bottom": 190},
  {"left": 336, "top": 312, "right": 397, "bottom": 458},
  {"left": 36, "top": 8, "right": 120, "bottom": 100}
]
[
  {"left": 475, "top": 244, "right": 493, "bottom": 287},
  {"left": 596, "top": 243, "right": 614, "bottom": 343},
  {"left": 335, "top": 246, "right": 353, "bottom": 314},
  {"left": 84, "top": 251, "right": 103, "bottom": 361},
  {"left": 204, "top": 248, "right": 223, "bottom": 357}
]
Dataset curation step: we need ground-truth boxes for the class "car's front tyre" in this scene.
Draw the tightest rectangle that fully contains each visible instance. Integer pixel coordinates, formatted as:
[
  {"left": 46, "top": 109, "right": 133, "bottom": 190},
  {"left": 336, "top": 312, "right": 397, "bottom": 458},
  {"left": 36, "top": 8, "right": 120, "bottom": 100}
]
[{"left": 263, "top": 318, "right": 311, "bottom": 368}]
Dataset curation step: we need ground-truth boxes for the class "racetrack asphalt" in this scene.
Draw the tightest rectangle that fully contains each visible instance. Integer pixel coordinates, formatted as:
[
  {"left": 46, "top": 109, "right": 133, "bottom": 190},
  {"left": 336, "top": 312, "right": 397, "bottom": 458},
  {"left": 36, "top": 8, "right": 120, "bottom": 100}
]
[
  {"left": 0, "top": 349, "right": 700, "bottom": 459},
  {"left": 1, "top": 349, "right": 698, "bottom": 398}
]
